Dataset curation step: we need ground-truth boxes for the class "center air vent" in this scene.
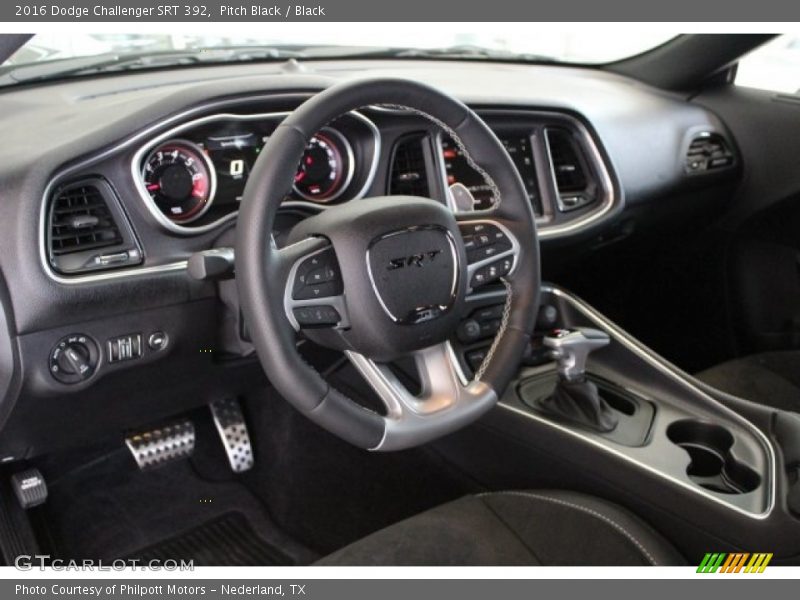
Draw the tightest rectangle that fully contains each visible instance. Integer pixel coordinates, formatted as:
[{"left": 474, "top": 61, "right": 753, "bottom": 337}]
[
  {"left": 545, "top": 127, "right": 596, "bottom": 212},
  {"left": 685, "top": 132, "right": 735, "bottom": 174},
  {"left": 47, "top": 178, "right": 142, "bottom": 275},
  {"left": 389, "top": 134, "right": 430, "bottom": 197}
]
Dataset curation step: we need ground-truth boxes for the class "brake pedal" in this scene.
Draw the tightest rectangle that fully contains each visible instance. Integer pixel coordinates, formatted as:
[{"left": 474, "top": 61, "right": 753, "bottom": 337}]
[
  {"left": 11, "top": 468, "right": 47, "bottom": 509},
  {"left": 209, "top": 399, "right": 253, "bottom": 473},
  {"left": 125, "top": 421, "right": 195, "bottom": 470}
]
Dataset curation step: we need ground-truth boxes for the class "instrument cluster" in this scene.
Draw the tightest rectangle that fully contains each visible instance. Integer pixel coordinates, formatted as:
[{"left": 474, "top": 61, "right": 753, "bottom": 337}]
[{"left": 134, "top": 111, "right": 379, "bottom": 231}]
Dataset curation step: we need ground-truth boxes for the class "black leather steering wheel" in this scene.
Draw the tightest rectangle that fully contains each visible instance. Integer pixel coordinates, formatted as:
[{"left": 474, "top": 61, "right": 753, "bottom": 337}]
[{"left": 236, "top": 78, "right": 540, "bottom": 451}]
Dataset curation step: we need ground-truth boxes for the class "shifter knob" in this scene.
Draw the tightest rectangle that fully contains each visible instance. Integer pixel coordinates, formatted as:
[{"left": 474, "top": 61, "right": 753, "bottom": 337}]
[{"left": 543, "top": 328, "right": 610, "bottom": 382}]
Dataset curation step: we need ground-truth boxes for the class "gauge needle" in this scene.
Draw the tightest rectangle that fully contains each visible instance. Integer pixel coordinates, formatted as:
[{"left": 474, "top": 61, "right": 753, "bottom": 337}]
[{"left": 146, "top": 183, "right": 160, "bottom": 191}]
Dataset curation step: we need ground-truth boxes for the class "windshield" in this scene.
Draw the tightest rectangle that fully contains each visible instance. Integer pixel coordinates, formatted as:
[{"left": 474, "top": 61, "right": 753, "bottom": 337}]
[{"left": 3, "top": 30, "right": 676, "bottom": 76}]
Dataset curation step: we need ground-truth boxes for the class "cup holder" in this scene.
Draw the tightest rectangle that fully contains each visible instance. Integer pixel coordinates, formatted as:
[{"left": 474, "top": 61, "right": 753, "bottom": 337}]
[{"left": 667, "top": 420, "right": 761, "bottom": 495}]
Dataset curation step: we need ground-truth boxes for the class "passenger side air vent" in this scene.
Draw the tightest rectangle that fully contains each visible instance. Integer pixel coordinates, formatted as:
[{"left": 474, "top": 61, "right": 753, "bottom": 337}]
[
  {"left": 389, "top": 134, "right": 430, "bottom": 197},
  {"left": 545, "top": 127, "right": 596, "bottom": 212},
  {"left": 685, "top": 132, "right": 735, "bottom": 174},
  {"left": 47, "top": 178, "right": 142, "bottom": 275}
]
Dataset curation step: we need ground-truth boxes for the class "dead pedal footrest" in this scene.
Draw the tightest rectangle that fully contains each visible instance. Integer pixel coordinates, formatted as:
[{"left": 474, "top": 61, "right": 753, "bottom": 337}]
[
  {"left": 209, "top": 399, "right": 254, "bottom": 473},
  {"left": 125, "top": 421, "right": 195, "bottom": 470}
]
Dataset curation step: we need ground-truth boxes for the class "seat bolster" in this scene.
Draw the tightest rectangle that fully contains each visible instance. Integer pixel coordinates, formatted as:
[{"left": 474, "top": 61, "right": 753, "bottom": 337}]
[
  {"left": 478, "top": 490, "right": 685, "bottom": 566},
  {"left": 317, "top": 490, "right": 684, "bottom": 566},
  {"left": 696, "top": 352, "right": 800, "bottom": 412}
]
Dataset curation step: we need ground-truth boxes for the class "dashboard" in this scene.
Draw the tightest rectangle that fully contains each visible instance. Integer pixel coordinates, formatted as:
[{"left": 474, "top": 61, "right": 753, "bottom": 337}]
[
  {"left": 39, "top": 96, "right": 628, "bottom": 280},
  {"left": 44, "top": 103, "right": 624, "bottom": 279},
  {"left": 0, "top": 59, "right": 740, "bottom": 458}
]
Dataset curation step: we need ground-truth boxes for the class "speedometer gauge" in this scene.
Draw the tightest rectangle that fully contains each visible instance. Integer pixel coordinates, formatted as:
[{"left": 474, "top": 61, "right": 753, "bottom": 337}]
[
  {"left": 142, "top": 140, "right": 215, "bottom": 223},
  {"left": 293, "top": 130, "right": 353, "bottom": 203}
]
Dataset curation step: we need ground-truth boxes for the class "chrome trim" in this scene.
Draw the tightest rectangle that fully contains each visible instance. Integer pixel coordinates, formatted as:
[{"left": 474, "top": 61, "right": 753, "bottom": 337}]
[
  {"left": 292, "top": 127, "right": 356, "bottom": 203},
  {"left": 140, "top": 138, "right": 218, "bottom": 224},
  {"left": 346, "top": 342, "right": 497, "bottom": 452},
  {"left": 366, "top": 226, "right": 459, "bottom": 324},
  {"left": 498, "top": 284, "right": 777, "bottom": 520},
  {"left": 283, "top": 244, "right": 350, "bottom": 331},
  {"left": 131, "top": 111, "right": 288, "bottom": 235},
  {"left": 432, "top": 111, "right": 620, "bottom": 239},
  {"left": 539, "top": 119, "right": 617, "bottom": 237},
  {"left": 130, "top": 110, "right": 382, "bottom": 235}
]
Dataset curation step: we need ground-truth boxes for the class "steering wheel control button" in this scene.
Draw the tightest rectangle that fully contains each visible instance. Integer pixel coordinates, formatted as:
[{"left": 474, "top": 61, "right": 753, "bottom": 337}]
[
  {"left": 470, "top": 257, "right": 514, "bottom": 287},
  {"left": 460, "top": 222, "right": 512, "bottom": 264},
  {"left": 292, "top": 248, "right": 343, "bottom": 300},
  {"left": 148, "top": 331, "right": 168, "bottom": 351},
  {"left": 107, "top": 333, "right": 143, "bottom": 363},
  {"left": 49, "top": 334, "right": 100, "bottom": 384},
  {"left": 293, "top": 305, "right": 341, "bottom": 328}
]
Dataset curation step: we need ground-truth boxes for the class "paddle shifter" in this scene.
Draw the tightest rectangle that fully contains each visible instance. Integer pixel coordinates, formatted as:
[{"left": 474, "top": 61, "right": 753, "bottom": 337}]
[{"left": 540, "top": 328, "right": 618, "bottom": 432}]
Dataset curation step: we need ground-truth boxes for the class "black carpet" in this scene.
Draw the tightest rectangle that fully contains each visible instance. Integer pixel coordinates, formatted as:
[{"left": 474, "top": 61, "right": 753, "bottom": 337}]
[
  {"left": 127, "top": 512, "right": 292, "bottom": 566},
  {"left": 240, "top": 382, "right": 483, "bottom": 555},
  {"left": 31, "top": 367, "right": 479, "bottom": 563},
  {"left": 34, "top": 445, "right": 317, "bottom": 565}
]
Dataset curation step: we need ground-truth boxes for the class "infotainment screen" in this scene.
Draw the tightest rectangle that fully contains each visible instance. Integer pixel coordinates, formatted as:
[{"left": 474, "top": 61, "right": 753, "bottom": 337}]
[{"left": 440, "top": 133, "right": 542, "bottom": 215}]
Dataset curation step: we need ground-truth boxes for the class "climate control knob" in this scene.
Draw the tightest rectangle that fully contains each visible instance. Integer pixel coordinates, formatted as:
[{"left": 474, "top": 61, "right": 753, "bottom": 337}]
[{"left": 49, "top": 334, "right": 99, "bottom": 384}]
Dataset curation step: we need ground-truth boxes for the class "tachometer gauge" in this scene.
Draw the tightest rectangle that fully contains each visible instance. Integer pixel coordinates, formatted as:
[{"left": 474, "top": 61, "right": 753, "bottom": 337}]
[
  {"left": 293, "top": 130, "right": 353, "bottom": 203},
  {"left": 142, "top": 140, "right": 215, "bottom": 222}
]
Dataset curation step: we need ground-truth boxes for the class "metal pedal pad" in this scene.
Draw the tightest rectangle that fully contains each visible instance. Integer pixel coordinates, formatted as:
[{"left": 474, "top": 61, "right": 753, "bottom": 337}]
[
  {"left": 209, "top": 399, "right": 254, "bottom": 473},
  {"left": 11, "top": 468, "right": 47, "bottom": 509},
  {"left": 125, "top": 420, "right": 195, "bottom": 470}
]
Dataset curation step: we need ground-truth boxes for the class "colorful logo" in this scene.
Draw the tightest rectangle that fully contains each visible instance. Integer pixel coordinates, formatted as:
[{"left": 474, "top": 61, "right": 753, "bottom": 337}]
[{"left": 697, "top": 552, "right": 773, "bottom": 573}]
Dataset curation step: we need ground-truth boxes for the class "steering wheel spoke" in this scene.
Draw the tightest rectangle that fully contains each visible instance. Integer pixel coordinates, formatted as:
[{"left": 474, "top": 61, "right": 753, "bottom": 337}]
[
  {"left": 279, "top": 238, "right": 351, "bottom": 331},
  {"left": 455, "top": 216, "right": 521, "bottom": 292},
  {"left": 346, "top": 342, "right": 496, "bottom": 450}
]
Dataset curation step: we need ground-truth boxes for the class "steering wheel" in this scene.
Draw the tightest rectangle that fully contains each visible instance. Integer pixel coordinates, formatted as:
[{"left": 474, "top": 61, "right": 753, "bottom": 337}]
[{"left": 236, "top": 79, "right": 540, "bottom": 451}]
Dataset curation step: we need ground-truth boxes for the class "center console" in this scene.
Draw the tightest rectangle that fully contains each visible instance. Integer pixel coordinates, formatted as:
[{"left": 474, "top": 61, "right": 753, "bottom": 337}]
[{"left": 446, "top": 283, "right": 787, "bottom": 550}]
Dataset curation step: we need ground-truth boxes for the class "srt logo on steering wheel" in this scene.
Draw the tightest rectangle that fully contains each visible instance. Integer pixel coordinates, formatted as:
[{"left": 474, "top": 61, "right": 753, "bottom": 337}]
[{"left": 387, "top": 250, "right": 442, "bottom": 270}]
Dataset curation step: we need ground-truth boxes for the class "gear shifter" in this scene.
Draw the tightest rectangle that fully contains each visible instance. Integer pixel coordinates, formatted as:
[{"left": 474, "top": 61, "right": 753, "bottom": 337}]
[{"left": 539, "top": 328, "right": 618, "bottom": 432}]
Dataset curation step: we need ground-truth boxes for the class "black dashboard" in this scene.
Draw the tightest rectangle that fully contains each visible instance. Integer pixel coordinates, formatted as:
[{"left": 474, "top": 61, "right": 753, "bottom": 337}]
[{"left": 0, "top": 59, "right": 741, "bottom": 458}]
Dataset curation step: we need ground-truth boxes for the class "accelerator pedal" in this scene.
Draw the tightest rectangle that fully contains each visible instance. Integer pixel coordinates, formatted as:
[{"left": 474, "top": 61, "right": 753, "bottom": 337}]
[
  {"left": 209, "top": 399, "right": 254, "bottom": 473},
  {"left": 125, "top": 421, "right": 195, "bottom": 470}
]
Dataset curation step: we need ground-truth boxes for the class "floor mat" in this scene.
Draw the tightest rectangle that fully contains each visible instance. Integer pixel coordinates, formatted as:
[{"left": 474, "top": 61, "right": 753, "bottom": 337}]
[
  {"left": 127, "top": 512, "right": 292, "bottom": 566},
  {"left": 34, "top": 446, "right": 318, "bottom": 565}
]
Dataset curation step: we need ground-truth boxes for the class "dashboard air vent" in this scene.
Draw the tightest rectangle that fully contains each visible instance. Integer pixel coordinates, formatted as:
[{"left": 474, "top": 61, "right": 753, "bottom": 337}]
[
  {"left": 47, "top": 178, "right": 142, "bottom": 275},
  {"left": 389, "top": 134, "right": 430, "bottom": 197},
  {"left": 49, "top": 183, "right": 122, "bottom": 255},
  {"left": 685, "top": 132, "right": 735, "bottom": 174},
  {"left": 545, "top": 127, "right": 595, "bottom": 212}
]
